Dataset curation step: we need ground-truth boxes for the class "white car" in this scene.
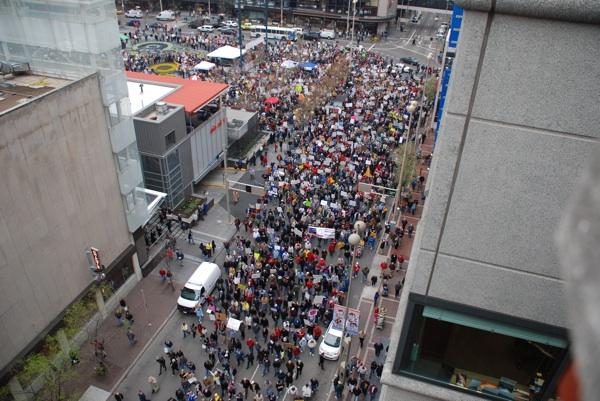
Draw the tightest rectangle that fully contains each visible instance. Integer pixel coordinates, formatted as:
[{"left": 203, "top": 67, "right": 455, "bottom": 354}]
[
  {"left": 198, "top": 25, "right": 215, "bottom": 32},
  {"left": 320, "top": 29, "right": 336, "bottom": 39},
  {"left": 319, "top": 323, "right": 344, "bottom": 360},
  {"left": 223, "top": 20, "right": 237, "bottom": 27},
  {"left": 125, "top": 9, "right": 143, "bottom": 18},
  {"left": 395, "top": 63, "right": 413, "bottom": 73}
]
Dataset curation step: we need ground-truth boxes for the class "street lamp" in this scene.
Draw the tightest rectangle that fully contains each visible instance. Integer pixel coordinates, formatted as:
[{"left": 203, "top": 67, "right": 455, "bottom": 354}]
[
  {"left": 346, "top": 0, "right": 352, "bottom": 38},
  {"left": 390, "top": 101, "right": 418, "bottom": 221},
  {"left": 351, "top": 0, "right": 358, "bottom": 44},
  {"left": 339, "top": 221, "right": 365, "bottom": 373}
]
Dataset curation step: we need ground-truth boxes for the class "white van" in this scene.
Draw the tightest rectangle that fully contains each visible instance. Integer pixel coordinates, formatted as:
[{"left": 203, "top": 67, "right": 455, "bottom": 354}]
[
  {"left": 157, "top": 10, "right": 176, "bottom": 21},
  {"left": 177, "top": 262, "right": 221, "bottom": 313}
]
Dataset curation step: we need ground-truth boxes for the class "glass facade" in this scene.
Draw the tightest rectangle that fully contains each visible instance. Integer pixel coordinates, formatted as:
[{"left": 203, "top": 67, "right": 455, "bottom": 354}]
[
  {"left": 141, "top": 149, "right": 185, "bottom": 209},
  {"left": 395, "top": 296, "right": 568, "bottom": 401},
  {"left": 0, "top": 0, "right": 156, "bottom": 232}
]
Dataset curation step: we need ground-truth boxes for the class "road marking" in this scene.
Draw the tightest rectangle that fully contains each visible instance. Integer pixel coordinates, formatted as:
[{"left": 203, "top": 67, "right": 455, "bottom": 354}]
[
  {"left": 368, "top": 43, "right": 376, "bottom": 51},
  {"left": 406, "top": 30, "right": 416, "bottom": 45},
  {"left": 191, "top": 229, "right": 230, "bottom": 242}
]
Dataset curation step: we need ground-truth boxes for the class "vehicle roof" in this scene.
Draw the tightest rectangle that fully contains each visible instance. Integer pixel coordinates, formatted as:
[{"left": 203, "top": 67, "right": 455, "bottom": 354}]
[
  {"left": 326, "top": 323, "right": 343, "bottom": 336},
  {"left": 187, "top": 262, "right": 220, "bottom": 285}
]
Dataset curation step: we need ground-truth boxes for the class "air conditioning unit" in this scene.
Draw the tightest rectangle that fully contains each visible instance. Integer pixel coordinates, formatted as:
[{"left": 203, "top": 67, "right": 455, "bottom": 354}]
[{"left": 0, "top": 61, "right": 31, "bottom": 76}]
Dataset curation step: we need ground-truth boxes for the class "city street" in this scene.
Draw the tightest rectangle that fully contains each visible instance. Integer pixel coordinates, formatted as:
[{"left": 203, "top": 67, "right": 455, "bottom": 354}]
[{"left": 108, "top": 8, "right": 442, "bottom": 401}]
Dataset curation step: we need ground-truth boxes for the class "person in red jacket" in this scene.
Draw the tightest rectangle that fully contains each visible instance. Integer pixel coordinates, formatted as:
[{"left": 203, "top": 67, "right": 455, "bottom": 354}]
[{"left": 313, "top": 325, "right": 322, "bottom": 340}]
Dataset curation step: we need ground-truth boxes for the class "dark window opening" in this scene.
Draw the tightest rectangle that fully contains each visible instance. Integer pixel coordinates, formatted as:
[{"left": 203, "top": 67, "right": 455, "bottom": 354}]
[{"left": 395, "top": 300, "right": 568, "bottom": 401}]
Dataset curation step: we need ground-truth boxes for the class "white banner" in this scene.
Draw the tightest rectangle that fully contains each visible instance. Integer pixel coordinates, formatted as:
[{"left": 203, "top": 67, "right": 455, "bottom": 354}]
[{"left": 308, "top": 226, "right": 335, "bottom": 239}]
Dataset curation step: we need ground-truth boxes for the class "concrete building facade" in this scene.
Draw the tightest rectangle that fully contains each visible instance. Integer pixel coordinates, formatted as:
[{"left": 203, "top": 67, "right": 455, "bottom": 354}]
[
  {"left": 0, "top": 0, "right": 164, "bottom": 375},
  {"left": 382, "top": 1, "right": 600, "bottom": 401},
  {"left": 0, "top": 73, "right": 133, "bottom": 373}
]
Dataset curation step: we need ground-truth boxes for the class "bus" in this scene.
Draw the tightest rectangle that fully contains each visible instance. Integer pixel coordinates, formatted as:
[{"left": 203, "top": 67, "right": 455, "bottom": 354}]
[{"left": 250, "top": 25, "right": 297, "bottom": 41}]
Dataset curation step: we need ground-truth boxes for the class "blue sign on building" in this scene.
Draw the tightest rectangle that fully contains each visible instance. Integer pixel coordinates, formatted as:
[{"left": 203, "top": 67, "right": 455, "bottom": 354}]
[{"left": 434, "top": 5, "right": 463, "bottom": 142}]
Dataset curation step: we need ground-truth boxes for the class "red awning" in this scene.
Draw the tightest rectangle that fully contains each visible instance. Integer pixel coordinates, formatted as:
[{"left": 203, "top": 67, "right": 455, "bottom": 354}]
[{"left": 126, "top": 71, "right": 228, "bottom": 113}]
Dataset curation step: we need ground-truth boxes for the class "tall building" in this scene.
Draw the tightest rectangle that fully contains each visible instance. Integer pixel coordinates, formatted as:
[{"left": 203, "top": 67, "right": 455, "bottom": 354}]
[
  {"left": 234, "top": 0, "right": 398, "bottom": 34},
  {"left": 382, "top": 1, "right": 600, "bottom": 401},
  {"left": 0, "top": 0, "right": 163, "bottom": 375}
]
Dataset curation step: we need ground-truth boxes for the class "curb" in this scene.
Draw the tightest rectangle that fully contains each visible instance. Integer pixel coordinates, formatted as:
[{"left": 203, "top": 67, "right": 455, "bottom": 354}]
[{"left": 109, "top": 305, "right": 177, "bottom": 395}]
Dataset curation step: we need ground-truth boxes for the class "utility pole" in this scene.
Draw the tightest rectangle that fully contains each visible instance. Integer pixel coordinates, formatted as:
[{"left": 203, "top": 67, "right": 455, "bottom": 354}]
[
  {"left": 238, "top": 0, "right": 244, "bottom": 69},
  {"left": 264, "top": 0, "right": 269, "bottom": 49}
]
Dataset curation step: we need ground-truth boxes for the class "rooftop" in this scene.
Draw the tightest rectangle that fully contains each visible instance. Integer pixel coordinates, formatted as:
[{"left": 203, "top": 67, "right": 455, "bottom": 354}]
[
  {"left": 0, "top": 73, "right": 71, "bottom": 115},
  {"left": 126, "top": 71, "right": 228, "bottom": 114}
]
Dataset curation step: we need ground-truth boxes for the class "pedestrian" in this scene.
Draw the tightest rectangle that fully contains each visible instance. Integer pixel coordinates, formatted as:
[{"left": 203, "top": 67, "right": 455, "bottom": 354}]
[
  {"left": 114, "top": 307, "right": 124, "bottom": 326},
  {"left": 308, "top": 338, "right": 316, "bottom": 356},
  {"left": 368, "top": 384, "right": 378, "bottom": 401},
  {"left": 374, "top": 342, "right": 383, "bottom": 358},
  {"left": 371, "top": 275, "right": 378, "bottom": 287},
  {"left": 125, "top": 309, "right": 134, "bottom": 327},
  {"left": 166, "top": 269, "right": 174, "bottom": 291},
  {"left": 407, "top": 223, "right": 414, "bottom": 238},
  {"left": 394, "top": 281, "right": 402, "bottom": 298},
  {"left": 171, "top": 357, "right": 180, "bottom": 375},
  {"left": 370, "top": 360, "right": 377, "bottom": 378},
  {"left": 164, "top": 339, "right": 173, "bottom": 354},
  {"left": 195, "top": 304, "right": 204, "bottom": 321},
  {"left": 318, "top": 353, "right": 325, "bottom": 370},
  {"left": 156, "top": 356, "right": 167, "bottom": 375},
  {"left": 188, "top": 229, "right": 194, "bottom": 244},
  {"left": 181, "top": 322, "right": 190, "bottom": 338},
  {"left": 148, "top": 375, "right": 159, "bottom": 393},
  {"left": 138, "top": 390, "right": 149, "bottom": 401},
  {"left": 295, "top": 359, "right": 304, "bottom": 378},
  {"left": 114, "top": 392, "right": 124, "bottom": 401},
  {"left": 126, "top": 329, "right": 137, "bottom": 346},
  {"left": 359, "top": 330, "right": 366, "bottom": 348}
]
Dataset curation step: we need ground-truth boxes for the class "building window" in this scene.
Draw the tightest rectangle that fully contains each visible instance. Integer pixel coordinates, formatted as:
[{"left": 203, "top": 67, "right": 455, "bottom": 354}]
[
  {"left": 394, "top": 296, "right": 568, "bottom": 401},
  {"left": 165, "top": 130, "right": 176, "bottom": 148}
]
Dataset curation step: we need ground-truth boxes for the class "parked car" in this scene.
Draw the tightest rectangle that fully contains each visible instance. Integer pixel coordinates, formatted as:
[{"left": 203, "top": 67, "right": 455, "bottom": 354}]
[
  {"left": 124, "top": 8, "right": 142, "bottom": 18},
  {"left": 148, "top": 22, "right": 163, "bottom": 29},
  {"left": 127, "top": 19, "right": 140, "bottom": 27},
  {"left": 198, "top": 25, "right": 215, "bottom": 32},
  {"left": 400, "top": 56, "right": 420, "bottom": 66},
  {"left": 319, "top": 322, "right": 345, "bottom": 360},
  {"left": 320, "top": 29, "right": 336, "bottom": 39},
  {"left": 188, "top": 19, "right": 203, "bottom": 29},
  {"left": 395, "top": 63, "right": 413, "bottom": 73},
  {"left": 156, "top": 10, "right": 176, "bottom": 21},
  {"left": 219, "top": 27, "right": 237, "bottom": 35},
  {"left": 303, "top": 31, "right": 321, "bottom": 41},
  {"left": 222, "top": 20, "right": 237, "bottom": 27}
]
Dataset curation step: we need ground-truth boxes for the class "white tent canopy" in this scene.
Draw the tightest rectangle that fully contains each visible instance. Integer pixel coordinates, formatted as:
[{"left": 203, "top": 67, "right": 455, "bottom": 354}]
[
  {"left": 193, "top": 61, "right": 216, "bottom": 71},
  {"left": 207, "top": 45, "right": 247, "bottom": 60}
]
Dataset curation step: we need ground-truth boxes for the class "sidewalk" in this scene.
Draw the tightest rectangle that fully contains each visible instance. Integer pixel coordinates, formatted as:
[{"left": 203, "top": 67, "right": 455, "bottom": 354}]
[
  {"left": 328, "top": 122, "right": 436, "bottom": 401},
  {"left": 66, "top": 274, "right": 178, "bottom": 398},
  {"left": 67, "top": 202, "right": 238, "bottom": 400}
]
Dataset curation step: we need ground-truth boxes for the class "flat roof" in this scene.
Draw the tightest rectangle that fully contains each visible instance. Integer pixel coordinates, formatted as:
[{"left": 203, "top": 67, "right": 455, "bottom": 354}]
[
  {"left": 127, "top": 80, "right": 176, "bottom": 115},
  {"left": 0, "top": 73, "right": 71, "bottom": 115},
  {"left": 126, "top": 71, "right": 228, "bottom": 113}
]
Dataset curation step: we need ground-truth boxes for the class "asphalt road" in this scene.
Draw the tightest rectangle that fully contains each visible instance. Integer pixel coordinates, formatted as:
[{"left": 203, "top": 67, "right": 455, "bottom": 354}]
[
  {"left": 112, "top": 10, "right": 444, "bottom": 400},
  {"left": 113, "top": 166, "right": 382, "bottom": 401}
]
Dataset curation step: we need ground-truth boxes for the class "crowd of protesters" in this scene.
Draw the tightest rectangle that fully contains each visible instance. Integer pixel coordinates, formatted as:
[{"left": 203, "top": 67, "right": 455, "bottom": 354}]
[{"left": 120, "top": 28, "right": 433, "bottom": 401}]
